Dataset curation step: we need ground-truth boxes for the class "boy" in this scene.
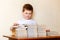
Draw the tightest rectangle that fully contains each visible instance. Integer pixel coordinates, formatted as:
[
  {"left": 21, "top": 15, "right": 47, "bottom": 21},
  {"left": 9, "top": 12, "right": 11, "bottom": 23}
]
[
  {"left": 17, "top": 4, "right": 37, "bottom": 25},
  {"left": 11, "top": 4, "right": 38, "bottom": 38}
]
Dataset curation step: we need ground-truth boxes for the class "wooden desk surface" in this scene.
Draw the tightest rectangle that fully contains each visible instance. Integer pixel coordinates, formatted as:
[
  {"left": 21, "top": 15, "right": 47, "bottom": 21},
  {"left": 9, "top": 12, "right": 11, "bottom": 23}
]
[{"left": 3, "top": 35, "right": 60, "bottom": 40}]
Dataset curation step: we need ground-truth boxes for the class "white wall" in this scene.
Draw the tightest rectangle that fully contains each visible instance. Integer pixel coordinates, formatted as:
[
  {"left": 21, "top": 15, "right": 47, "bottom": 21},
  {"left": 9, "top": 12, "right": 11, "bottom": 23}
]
[{"left": 0, "top": 0, "right": 60, "bottom": 40}]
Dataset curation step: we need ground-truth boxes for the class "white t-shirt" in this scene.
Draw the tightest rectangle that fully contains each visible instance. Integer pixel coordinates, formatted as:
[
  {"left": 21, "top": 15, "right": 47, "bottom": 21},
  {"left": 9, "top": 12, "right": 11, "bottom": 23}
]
[{"left": 17, "top": 19, "right": 37, "bottom": 25}]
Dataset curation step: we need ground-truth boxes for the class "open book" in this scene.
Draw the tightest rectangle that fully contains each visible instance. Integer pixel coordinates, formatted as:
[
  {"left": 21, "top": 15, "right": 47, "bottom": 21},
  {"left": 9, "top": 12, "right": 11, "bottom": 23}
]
[{"left": 15, "top": 24, "right": 37, "bottom": 38}]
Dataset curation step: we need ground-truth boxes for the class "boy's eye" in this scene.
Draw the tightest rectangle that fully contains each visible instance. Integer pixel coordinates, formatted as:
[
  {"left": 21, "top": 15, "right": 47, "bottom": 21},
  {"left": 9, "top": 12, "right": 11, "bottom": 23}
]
[{"left": 25, "top": 12, "right": 32, "bottom": 15}]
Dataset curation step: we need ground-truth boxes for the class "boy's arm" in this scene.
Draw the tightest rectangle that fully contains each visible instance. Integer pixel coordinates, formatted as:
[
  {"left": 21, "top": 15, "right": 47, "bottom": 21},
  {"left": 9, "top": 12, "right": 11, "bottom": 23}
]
[{"left": 10, "top": 23, "right": 19, "bottom": 36}]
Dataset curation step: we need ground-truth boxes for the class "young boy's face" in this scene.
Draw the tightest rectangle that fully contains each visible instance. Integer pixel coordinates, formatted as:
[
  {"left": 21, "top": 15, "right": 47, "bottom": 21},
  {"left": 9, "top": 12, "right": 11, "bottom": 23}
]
[{"left": 22, "top": 9, "right": 33, "bottom": 20}]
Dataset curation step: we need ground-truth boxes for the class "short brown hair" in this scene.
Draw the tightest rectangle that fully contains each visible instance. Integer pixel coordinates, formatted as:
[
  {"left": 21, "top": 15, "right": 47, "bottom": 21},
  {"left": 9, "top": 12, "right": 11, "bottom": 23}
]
[{"left": 22, "top": 4, "right": 33, "bottom": 12}]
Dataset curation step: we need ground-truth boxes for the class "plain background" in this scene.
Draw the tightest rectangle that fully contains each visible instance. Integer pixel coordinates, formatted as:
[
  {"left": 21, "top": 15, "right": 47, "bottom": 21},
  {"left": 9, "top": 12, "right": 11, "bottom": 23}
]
[{"left": 0, "top": 0, "right": 60, "bottom": 40}]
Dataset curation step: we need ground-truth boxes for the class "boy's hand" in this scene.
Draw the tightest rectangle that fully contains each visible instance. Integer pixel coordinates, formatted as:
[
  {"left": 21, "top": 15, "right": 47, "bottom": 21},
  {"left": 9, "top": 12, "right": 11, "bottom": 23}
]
[
  {"left": 13, "top": 23, "right": 19, "bottom": 27},
  {"left": 10, "top": 23, "right": 19, "bottom": 30}
]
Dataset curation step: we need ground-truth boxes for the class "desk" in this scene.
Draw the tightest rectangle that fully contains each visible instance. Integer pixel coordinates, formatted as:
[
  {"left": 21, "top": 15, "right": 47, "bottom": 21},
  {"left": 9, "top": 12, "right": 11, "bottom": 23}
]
[{"left": 3, "top": 35, "right": 60, "bottom": 40}]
